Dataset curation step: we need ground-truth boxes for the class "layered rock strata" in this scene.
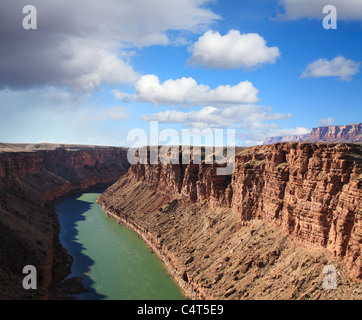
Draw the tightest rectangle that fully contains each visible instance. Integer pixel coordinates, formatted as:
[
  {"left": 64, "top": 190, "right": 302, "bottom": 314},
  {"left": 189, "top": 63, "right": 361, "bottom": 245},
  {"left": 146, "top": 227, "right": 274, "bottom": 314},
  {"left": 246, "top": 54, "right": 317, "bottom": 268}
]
[
  {"left": 98, "top": 142, "right": 361, "bottom": 299},
  {"left": 264, "top": 123, "right": 362, "bottom": 145},
  {"left": 231, "top": 143, "right": 361, "bottom": 280},
  {"left": 0, "top": 144, "right": 129, "bottom": 299}
]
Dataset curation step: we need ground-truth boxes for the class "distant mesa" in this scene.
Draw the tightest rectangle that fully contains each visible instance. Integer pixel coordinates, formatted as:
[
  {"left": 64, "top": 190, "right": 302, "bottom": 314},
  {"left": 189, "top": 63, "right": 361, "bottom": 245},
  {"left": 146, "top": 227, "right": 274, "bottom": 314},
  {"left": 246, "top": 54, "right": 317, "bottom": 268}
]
[{"left": 263, "top": 123, "right": 362, "bottom": 145}]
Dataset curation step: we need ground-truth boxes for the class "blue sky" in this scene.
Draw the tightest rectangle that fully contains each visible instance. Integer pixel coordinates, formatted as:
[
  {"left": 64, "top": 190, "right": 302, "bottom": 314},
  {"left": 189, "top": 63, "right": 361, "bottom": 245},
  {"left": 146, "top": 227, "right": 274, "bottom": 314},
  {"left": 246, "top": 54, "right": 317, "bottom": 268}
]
[{"left": 0, "top": 0, "right": 361, "bottom": 147}]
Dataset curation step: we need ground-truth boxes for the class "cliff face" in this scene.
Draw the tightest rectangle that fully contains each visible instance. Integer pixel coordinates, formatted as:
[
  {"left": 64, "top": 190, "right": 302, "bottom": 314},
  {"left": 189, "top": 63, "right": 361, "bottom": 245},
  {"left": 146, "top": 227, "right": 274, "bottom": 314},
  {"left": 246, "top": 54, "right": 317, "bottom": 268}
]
[
  {"left": 0, "top": 145, "right": 129, "bottom": 202},
  {"left": 264, "top": 123, "right": 362, "bottom": 145},
  {"left": 230, "top": 143, "right": 361, "bottom": 280},
  {"left": 0, "top": 144, "right": 129, "bottom": 299},
  {"left": 99, "top": 142, "right": 361, "bottom": 299}
]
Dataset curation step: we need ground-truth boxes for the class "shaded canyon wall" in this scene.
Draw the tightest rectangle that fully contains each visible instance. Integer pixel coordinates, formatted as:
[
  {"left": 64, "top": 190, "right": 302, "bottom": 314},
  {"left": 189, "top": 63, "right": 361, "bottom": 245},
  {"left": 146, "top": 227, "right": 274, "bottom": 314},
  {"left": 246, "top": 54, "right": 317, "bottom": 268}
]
[{"left": 0, "top": 144, "right": 129, "bottom": 299}]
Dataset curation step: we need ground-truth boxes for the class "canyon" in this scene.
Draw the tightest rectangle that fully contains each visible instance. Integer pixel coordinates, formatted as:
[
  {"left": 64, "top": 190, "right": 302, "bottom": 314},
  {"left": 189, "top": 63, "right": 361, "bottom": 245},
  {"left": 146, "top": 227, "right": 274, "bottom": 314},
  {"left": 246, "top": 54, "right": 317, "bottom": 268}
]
[
  {"left": 98, "top": 142, "right": 362, "bottom": 299},
  {"left": 0, "top": 143, "right": 129, "bottom": 299},
  {"left": 0, "top": 139, "right": 361, "bottom": 300},
  {"left": 264, "top": 123, "right": 362, "bottom": 145}
]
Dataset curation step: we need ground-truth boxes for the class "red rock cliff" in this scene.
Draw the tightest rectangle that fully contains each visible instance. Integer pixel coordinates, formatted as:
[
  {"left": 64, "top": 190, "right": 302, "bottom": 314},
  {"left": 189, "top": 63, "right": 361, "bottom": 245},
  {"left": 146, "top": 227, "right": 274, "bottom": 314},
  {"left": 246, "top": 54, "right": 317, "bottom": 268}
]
[
  {"left": 115, "top": 143, "right": 362, "bottom": 280},
  {"left": 0, "top": 144, "right": 129, "bottom": 299},
  {"left": 230, "top": 143, "right": 361, "bottom": 280}
]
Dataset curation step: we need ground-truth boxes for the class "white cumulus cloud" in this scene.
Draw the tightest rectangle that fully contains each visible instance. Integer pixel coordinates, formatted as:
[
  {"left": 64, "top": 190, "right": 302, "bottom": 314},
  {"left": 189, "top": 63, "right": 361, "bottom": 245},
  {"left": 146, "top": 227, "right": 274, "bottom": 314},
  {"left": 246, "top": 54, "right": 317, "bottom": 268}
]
[
  {"left": 187, "top": 30, "right": 281, "bottom": 69},
  {"left": 301, "top": 56, "right": 360, "bottom": 81},
  {"left": 58, "top": 39, "right": 139, "bottom": 92},
  {"left": 115, "top": 74, "right": 259, "bottom": 107},
  {"left": 142, "top": 105, "right": 301, "bottom": 146},
  {"left": 142, "top": 105, "right": 291, "bottom": 129}
]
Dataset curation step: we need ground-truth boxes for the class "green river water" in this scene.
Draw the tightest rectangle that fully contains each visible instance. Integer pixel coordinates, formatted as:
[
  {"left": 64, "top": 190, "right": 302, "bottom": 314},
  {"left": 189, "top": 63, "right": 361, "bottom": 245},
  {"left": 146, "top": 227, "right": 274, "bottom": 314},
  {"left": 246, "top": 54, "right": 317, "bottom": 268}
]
[{"left": 56, "top": 190, "right": 185, "bottom": 300}]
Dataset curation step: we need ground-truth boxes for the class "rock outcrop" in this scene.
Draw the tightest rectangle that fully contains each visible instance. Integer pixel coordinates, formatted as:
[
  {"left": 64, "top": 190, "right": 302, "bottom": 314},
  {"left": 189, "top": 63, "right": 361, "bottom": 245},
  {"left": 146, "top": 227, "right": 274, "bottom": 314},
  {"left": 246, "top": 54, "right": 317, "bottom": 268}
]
[
  {"left": 0, "top": 143, "right": 129, "bottom": 299},
  {"left": 264, "top": 123, "right": 362, "bottom": 145},
  {"left": 98, "top": 142, "right": 362, "bottom": 300}
]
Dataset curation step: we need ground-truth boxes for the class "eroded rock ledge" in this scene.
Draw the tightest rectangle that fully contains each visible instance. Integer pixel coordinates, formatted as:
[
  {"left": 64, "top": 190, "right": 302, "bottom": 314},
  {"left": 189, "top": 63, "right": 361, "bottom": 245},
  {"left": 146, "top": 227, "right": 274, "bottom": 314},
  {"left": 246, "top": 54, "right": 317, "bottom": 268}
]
[{"left": 98, "top": 142, "right": 361, "bottom": 300}]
